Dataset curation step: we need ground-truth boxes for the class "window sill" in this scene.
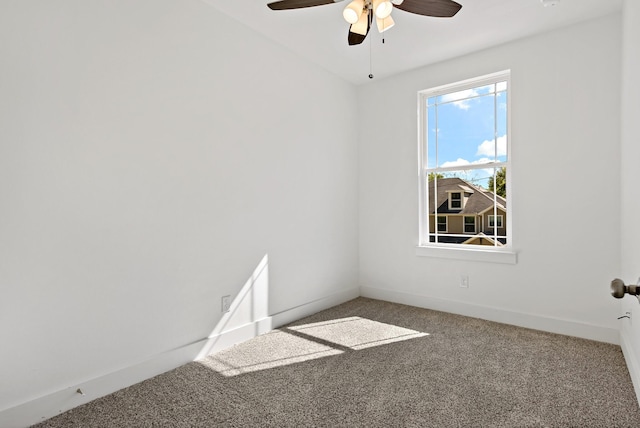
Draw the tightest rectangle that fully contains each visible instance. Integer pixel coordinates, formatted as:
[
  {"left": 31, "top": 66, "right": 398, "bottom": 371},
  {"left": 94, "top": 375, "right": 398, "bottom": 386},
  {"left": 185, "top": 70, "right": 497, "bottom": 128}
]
[{"left": 415, "top": 245, "right": 517, "bottom": 264}]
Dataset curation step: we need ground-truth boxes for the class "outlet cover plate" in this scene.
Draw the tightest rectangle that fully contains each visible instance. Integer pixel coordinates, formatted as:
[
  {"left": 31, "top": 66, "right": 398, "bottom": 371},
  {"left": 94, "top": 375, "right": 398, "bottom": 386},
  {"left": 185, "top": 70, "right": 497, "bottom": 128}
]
[
  {"left": 222, "top": 295, "right": 231, "bottom": 313},
  {"left": 460, "top": 275, "right": 469, "bottom": 288}
]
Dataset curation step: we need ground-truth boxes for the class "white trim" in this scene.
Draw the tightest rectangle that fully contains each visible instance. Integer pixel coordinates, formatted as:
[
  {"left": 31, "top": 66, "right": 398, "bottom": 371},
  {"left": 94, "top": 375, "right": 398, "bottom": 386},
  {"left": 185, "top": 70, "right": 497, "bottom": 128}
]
[
  {"left": 195, "top": 317, "right": 274, "bottom": 360},
  {"left": 416, "top": 245, "right": 517, "bottom": 264},
  {"left": 360, "top": 286, "right": 618, "bottom": 344},
  {"left": 0, "top": 287, "right": 360, "bottom": 428},
  {"left": 0, "top": 283, "right": 625, "bottom": 427},
  {"left": 271, "top": 287, "right": 360, "bottom": 328},
  {"left": 0, "top": 317, "right": 271, "bottom": 428},
  {"left": 428, "top": 161, "right": 508, "bottom": 175},
  {"left": 620, "top": 329, "right": 640, "bottom": 408},
  {"left": 418, "top": 70, "right": 513, "bottom": 251},
  {"left": 418, "top": 70, "right": 512, "bottom": 99}
]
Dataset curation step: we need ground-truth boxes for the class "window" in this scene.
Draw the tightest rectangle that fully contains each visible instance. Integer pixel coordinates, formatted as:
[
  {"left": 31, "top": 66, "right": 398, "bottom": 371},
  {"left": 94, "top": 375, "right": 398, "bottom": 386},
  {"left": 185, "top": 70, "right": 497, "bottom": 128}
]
[
  {"left": 464, "top": 216, "right": 476, "bottom": 233},
  {"left": 437, "top": 216, "right": 447, "bottom": 232},
  {"left": 488, "top": 215, "right": 503, "bottom": 228},
  {"left": 418, "top": 71, "right": 512, "bottom": 253},
  {"left": 449, "top": 192, "right": 462, "bottom": 209}
]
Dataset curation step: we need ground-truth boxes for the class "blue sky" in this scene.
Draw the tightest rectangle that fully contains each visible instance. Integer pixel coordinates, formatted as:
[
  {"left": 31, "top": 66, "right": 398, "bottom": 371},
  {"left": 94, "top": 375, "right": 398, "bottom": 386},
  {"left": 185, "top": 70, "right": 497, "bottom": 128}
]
[{"left": 426, "top": 83, "right": 507, "bottom": 188}]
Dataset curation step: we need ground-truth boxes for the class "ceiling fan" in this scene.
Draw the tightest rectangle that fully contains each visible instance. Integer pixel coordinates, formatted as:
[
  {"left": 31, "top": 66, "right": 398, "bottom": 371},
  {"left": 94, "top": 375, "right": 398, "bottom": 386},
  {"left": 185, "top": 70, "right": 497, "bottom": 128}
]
[{"left": 267, "top": 0, "right": 462, "bottom": 46}]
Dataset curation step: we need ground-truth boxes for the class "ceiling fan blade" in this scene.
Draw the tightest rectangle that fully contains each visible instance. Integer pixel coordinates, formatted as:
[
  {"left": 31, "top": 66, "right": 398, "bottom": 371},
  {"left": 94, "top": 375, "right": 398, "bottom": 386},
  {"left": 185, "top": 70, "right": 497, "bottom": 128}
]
[
  {"left": 394, "top": 0, "right": 462, "bottom": 18},
  {"left": 267, "top": 0, "right": 343, "bottom": 10},
  {"left": 348, "top": 18, "right": 370, "bottom": 45},
  {"left": 348, "top": 29, "right": 367, "bottom": 45}
]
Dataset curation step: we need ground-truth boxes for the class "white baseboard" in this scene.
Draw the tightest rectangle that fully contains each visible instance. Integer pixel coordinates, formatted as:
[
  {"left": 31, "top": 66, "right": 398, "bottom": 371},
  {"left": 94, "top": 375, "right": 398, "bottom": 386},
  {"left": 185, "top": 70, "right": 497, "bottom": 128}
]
[
  {"left": 195, "top": 316, "right": 273, "bottom": 360},
  {"left": 5, "top": 284, "right": 614, "bottom": 428},
  {"left": 360, "top": 286, "right": 619, "bottom": 345},
  {"left": 620, "top": 330, "right": 640, "bottom": 407},
  {"left": 0, "top": 287, "right": 360, "bottom": 428},
  {"left": 271, "top": 287, "right": 360, "bottom": 328},
  {"left": 0, "top": 317, "right": 272, "bottom": 428},
  {"left": 0, "top": 340, "right": 206, "bottom": 428}
]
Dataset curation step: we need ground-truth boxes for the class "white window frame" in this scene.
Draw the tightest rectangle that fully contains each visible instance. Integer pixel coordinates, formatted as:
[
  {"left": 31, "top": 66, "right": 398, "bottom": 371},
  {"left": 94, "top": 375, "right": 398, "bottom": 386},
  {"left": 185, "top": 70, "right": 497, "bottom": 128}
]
[{"left": 416, "top": 70, "right": 516, "bottom": 264}]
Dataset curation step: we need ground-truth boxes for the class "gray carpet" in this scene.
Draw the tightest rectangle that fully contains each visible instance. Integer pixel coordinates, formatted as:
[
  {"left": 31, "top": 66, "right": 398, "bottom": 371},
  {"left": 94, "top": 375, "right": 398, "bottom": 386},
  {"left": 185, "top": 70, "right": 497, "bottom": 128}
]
[{"left": 34, "top": 298, "right": 640, "bottom": 427}]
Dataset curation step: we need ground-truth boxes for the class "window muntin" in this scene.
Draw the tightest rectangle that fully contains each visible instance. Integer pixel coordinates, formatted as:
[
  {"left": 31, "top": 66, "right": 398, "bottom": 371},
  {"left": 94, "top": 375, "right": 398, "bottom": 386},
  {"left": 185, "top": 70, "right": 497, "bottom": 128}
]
[{"left": 418, "top": 71, "right": 511, "bottom": 250}]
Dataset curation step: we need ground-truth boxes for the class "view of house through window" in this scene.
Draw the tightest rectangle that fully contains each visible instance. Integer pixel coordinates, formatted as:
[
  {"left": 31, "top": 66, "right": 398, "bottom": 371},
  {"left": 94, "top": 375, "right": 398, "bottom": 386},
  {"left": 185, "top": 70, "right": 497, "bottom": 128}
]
[{"left": 418, "top": 71, "right": 511, "bottom": 248}]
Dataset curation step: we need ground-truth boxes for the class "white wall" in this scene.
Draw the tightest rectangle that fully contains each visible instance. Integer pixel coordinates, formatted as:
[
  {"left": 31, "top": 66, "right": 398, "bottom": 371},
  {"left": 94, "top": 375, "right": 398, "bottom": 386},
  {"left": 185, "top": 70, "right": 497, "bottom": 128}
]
[
  {"left": 619, "top": 0, "right": 640, "bottom": 402},
  {"left": 358, "top": 14, "right": 622, "bottom": 342},
  {"left": 0, "top": 0, "right": 358, "bottom": 419}
]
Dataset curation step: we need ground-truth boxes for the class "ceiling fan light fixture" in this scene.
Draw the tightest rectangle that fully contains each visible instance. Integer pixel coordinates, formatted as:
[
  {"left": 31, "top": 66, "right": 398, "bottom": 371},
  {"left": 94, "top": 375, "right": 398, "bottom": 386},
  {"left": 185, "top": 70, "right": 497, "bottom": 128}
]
[
  {"left": 376, "top": 15, "right": 394, "bottom": 33},
  {"left": 343, "top": 0, "right": 365, "bottom": 24},
  {"left": 351, "top": 9, "right": 369, "bottom": 35},
  {"left": 373, "top": 0, "right": 393, "bottom": 19},
  {"left": 266, "top": 0, "right": 463, "bottom": 47}
]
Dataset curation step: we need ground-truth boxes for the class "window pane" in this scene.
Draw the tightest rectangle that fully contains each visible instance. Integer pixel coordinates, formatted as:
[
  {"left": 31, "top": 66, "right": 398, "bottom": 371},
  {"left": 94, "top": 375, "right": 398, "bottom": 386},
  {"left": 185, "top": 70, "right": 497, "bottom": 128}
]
[
  {"left": 427, "top": 169, "right": 507, "bottom": 245},
  {"left": 432, "top": 92, "right": 498, "bottom": 168},
  {"left": 486, "top": 167, "right": 507, "bottom": 200},
  {"left": 485, "top": 167, "right": 507, "bottom": 245}
]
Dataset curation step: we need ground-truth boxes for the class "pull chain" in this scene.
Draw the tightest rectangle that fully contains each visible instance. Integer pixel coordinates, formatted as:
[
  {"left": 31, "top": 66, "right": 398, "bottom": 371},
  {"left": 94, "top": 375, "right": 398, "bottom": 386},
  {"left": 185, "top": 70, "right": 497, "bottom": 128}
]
[{"left": 368, "top": 12, "right": 374, "bottom": 79}]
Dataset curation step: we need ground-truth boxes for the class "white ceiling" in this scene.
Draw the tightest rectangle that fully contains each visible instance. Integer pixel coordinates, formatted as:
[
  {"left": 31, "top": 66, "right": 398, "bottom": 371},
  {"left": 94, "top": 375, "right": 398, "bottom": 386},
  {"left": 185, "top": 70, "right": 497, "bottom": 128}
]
[{"left": 201, "top": 0, "right": 621, "bottom": 85}]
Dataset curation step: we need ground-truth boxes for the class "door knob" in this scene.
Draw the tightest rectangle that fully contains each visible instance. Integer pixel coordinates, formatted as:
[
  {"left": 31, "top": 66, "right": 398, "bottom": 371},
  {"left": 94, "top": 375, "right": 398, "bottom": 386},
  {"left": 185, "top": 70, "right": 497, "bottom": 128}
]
[{"left": 611, "top": 278, "right": 640, "bottom": 298}]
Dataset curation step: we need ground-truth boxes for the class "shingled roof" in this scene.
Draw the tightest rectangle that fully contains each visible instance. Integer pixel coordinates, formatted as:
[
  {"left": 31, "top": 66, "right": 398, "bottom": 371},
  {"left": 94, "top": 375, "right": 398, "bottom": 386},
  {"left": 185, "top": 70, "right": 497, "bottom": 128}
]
[{"left": 428, "top": 177, "right": 506, "bottom": 215}]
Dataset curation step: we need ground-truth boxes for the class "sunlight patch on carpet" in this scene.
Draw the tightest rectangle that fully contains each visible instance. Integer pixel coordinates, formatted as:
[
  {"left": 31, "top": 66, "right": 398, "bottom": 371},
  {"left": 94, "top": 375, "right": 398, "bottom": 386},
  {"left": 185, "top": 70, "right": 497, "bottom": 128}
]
[
  {"left": 200, "top": 317, "right": 429, "bottom": 377},
  {"left": 200, "top": 331, "right": 343, "bottom": 376},
  {"left": 288, "top": 317, "right": 429, "bottom": 351}
]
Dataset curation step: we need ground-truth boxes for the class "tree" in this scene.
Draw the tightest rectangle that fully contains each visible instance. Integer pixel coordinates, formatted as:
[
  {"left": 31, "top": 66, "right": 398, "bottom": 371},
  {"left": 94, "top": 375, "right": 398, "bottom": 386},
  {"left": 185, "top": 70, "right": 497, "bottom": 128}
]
[
  {"left": 487, "top": 167, "right": 506, "bottom": 198},
  {"left": 428, "top": 172, "right": 444, "bottom": 181}
]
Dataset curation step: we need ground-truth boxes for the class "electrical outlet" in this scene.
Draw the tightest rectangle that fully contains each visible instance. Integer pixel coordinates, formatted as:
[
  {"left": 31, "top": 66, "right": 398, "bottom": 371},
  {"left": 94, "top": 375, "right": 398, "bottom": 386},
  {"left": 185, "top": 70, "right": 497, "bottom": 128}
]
[
  {"left": 460, "top": 275, "right": 469, "bottom": 288},
  {"left": 221, "top": 295, "right": 231, "bottom": 313}
]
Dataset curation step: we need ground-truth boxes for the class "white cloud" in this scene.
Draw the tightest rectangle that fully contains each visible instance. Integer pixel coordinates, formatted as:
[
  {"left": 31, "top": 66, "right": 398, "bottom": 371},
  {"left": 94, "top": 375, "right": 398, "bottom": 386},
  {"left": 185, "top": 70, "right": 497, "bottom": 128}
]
[
  {"left": 476, "top": 135, "right": 507, "bottom": 157},
  {"left": 440, "top": 89, "right": 479, "bottom": 110},
  {"left": 441, "top": 158, "right": 493, "bottom": 169},
  {"left": 441, "top": 158, "right": 470, "bottom": 168}
]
